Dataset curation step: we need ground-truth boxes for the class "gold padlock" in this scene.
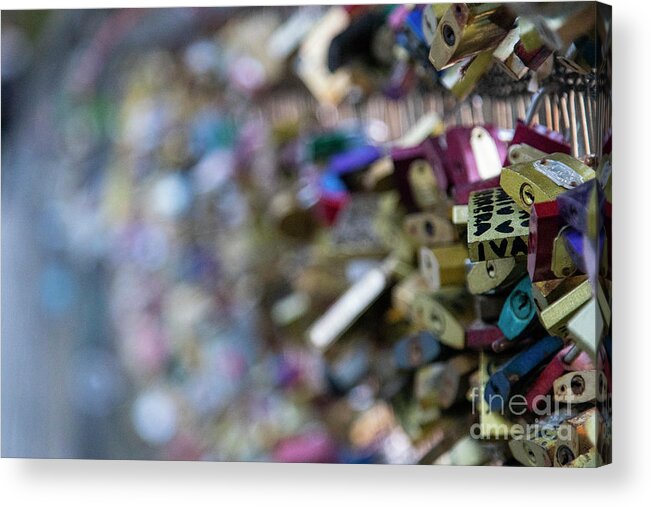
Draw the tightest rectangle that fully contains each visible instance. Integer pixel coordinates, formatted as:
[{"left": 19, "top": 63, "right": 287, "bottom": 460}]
[
  {"left": 507, "top": 143, "right": 547, "bottom": 165},
  {"left": 419, "top": 244, "right": 467, "bottom": 290},
  {"left": 467, "top": 187, "right": 529, "bottom": 262},
  {"left": 563, "top": 447, "right": 602, "bottom": 468},
  {"left": 500, "top": 153, "right": 596, "bottom": 212},
  {"left": 411, "top": 287, "right": 475, "bottom": 349},
  {"left": 492, "top": 27, "right": 528, "bottom": 80},
  {"left": 404, "top": 212, "right": 457, "bottom": 247},
  {"left": 538, "top": 277, "right": 593, "bottom": 337},
  {"left": 466, "top": 257, "right": 526, "bottom": 295},
  {"left": 562, "top": 407, "right": 602, "bottom": 455},
  {"left": 551, "top": 226, "right": 578, "bottom": 278},
  {"left": 553, "top": 370, "right": 608, "bottom": 404},
  {"left": 429, "top": 3, "right": 516, "bottom": 70},
  {"left": 439, "top": 51, "right": 494, "bottom": 100}
]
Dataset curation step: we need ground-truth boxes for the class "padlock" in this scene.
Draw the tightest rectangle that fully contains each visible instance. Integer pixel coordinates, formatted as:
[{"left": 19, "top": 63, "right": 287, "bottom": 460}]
[
  {"left": 393, "top": 330, "right": 442, "bottom": 370},
  {"left": 466, "top": 321, "right": 504, "bottom": 351},
  {"left": 525, "top": 344, "right": 583, "bottom": 412},
  {"left": 492, "top": 27, "right": 529, "bottom": 80},
  {"left": 531, "top": 275, "right": 586, "bottom": 311},
  {"left": 563, "top": 447, "right": 602, "bottom": 468},
  {"left": 349, "top": 401, "right": 396, "bottom": 450},
  {"left": 404, "top": 212, "right": 458, "bottom": 247},
  {"left": 475, "top": 351, "right": 513, "bottom": 439},
  {"left": 428, "top": 3, "right": 517, "bottom": 71},
  {"left": 500, "top": 153, "right": 596, "bottom": 212},
  {"left": 513, "top": 16, "right": 560, "bottom": 71},
  {"left": 363, "top": 156, "right": 395, "bottom": 192},
  {"left": 392, "top": 271, "right": 431, "bottom": 318},
  {"left": 297, "top": 7, "right": 353, "bottom": 105},
  {"left": 415, "top": 353, "right": 477, "bottom": 410},
  {"left": 552, "top": 422, "right": 581, "bottom": 467},
  {"left": 527, "top": 199, "right": 562, "bottom": 282},
  {"left": 419, "top": 244, "right": 467, "bottom": 290},
  {"left": 440, "top": 126, "right": 508, "bottom": 187},
  {"left": 391, "top": 144, "right": 447, "bottom": 212},
  {"left": 466, "top": 256, "right": 527, "bottom": 295},
  {"left": 324, "top": 335, "right": 372, "bottom": 394},
  {"left": 451, "top": 204, "right": 468, "bottom": 227},
  {"left": 509, "top": 120, "right": 572, "bottom": 157},
  {"left": 537, "top": 276, "right": 593, "bottom": 337},
  {"left": 561, "top": 407, "right": 602, "bottom": 455},
  {"left": 308, "top": 257, "right": 398, "bottom": 350},
  {"left": 506, "top": 144, "right": 546, "bottom": 165},
  {"left": 509, "top": 423, "right": 578, "bottom": 467},
  {"left": 484, "top": 335, "right": 564, "bottom": 412},
  {"left": 553, "top": 369, "right": 608, "bottom": 404},
  {"left": 411, "top": 287, "right": 475, "bottom": 350},
  {"left": 467, "top": 187, "right": 529, "bottom": 263},
  {"left": 325, "top": 144, "right": 384, "bottom": 192},
  {"left": 556, "top": 179, "right": 604, "bottom": 237},
  {"left": 439, "top": 51, "right": 494, "bottom": 100},
  {"left": 497, "top": 276, "right": 538, "bottom": 340},
  {"left": 551, "top": 226, "right": 579, "bottom": 278}
]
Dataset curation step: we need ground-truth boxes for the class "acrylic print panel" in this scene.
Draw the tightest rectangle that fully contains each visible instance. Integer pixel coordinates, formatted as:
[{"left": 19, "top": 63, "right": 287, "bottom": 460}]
[{"left": 1, "top": 3, "right": 611, "bottom": 466}]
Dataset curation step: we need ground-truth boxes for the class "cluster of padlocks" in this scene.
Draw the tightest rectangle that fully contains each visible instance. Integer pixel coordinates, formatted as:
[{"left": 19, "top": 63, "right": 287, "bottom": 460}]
[{"left": 17, "top": 4, "right": 610, "bottom": 463}]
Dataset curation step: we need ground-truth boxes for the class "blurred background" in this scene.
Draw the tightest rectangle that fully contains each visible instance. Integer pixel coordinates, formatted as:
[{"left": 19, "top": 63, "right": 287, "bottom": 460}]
[{"left": 1, "top": 5, "right": 609, "bottom": 463}]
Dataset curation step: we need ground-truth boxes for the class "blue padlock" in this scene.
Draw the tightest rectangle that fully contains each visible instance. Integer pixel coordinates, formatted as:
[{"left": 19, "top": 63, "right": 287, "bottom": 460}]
[
  {"left": 393, "top": 330, "right": 442, "bottom": 370},
  {"left": 484, "top": 335, "right": 564, "bottom": 411}
]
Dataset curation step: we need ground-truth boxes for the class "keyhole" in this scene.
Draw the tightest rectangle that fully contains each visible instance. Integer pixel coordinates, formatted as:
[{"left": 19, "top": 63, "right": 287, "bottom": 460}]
[
  {"left": 556, "top": 445, "right": 575, "bottom": 466},
  {"left": 520, "top": 183, "right": 535, "bottom": 207},
  {"left": 442, "top": 24, "right": 456, "bottom": 46},
  {"left": 409, "top": 340, "right": 423, "bottom": 367},
  {"left": 571, "top": 375, "right": 585, "bottom": 395},
  {"left": 511, "top": 291, "right": 531, "bottom": 319},
  {"left": 429, "top": 310, "right": 444, "bottom": 334},
  {"left": 486, "top": 260, "right": 496, "bottom": 279}
]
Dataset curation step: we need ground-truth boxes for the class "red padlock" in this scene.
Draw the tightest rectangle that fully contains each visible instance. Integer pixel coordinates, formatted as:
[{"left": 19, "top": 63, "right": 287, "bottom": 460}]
[{"left": 528, "top": 199, "right": 562, "bottom": 282}]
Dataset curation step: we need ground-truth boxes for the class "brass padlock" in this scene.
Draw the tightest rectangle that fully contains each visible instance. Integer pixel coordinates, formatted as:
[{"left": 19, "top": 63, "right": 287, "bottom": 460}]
[
  {"left": 553, "top": 370, "right": 608, "bottom": 404},
  {"left": 429, "top": 3, "right": 516, "bottom": 70},
  {"left": 411, "top": 287, "right": 475, "bottom": 350},
  {"left": 563, "top": 447, "right": 602, "bottom": 468},
  {"left": 492, "top": 27, "right": 528, "bottom": 80},
  {"left": 551, "top": 226, "right": 578, "bottom": 278},
  {"left": 419, "top": 244, "right": 467, "bottom": 290},
  {"left": 500, "top": 153, "right": 596, "bottom": 212},
  {"left": 467, "top": 187, "right": 529, "bottom": 262},
  {"left": 404, "top": 212, "right": 457, "bottom": 247},
  {"left": 466, "top": 257, "right": 527, "bottom": 295},
  {"left": 537, "top": 276, "right": 593, "bottom": 337}
]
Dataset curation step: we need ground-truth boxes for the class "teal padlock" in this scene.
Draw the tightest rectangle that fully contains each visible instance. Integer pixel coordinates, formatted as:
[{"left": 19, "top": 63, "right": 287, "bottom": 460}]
[{"left": 497, "top": 276, "right": 538, "bottom": 340}]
